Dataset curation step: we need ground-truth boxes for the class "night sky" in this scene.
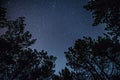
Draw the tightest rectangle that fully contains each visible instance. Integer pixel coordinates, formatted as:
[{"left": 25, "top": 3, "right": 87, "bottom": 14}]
[{"left": 1, "top": 0, "right": 105, "bottom": 73}]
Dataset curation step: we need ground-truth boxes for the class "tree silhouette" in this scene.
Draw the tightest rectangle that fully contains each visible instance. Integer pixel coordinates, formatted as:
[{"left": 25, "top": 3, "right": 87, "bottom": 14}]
[
  {"left": 1, "top": 0, "right": 120, "bottom": 79},
  {"left": 84, "top": 0, "right": 120, "bottom": 36},
  {"left": 59, "top": 1, "right": 120, "bottom": 79},
  {"left": 0, "top": 7, "right": 6, "bottom": 28},
  {"left": 0, "top": 7, "right": 56, "bottom": 80},
  {"left": 52, "top": 74, "right": 61, "bottom": 80},
  {"left": 59, "top": 67, "right": 73, "bottom": 80},
  {"left": 64, "top": 35, "right": 120, "bottom": 80}
]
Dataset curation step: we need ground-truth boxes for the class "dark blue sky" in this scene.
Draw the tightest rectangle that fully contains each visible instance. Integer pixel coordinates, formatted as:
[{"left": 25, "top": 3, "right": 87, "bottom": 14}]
[{"left": 1, "top": 0, "right": 105, "bottom": 73}]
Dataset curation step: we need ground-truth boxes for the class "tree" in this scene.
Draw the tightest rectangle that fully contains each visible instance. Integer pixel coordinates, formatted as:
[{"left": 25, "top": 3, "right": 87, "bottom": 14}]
[
  {"left": 0, "top": 7, "right": 6, "bottom": 25},
  {"left": 84, "top": 0, "right": 120, "bottom": 36},
  {"left": 62, "top": 0, "right": 120, "bottom": 80},
  {"left": 64, "top": 35, "right": 120, "bottom": 80},
  {"left": 63, "top": 1, "right": 120, "bottom": 79},
  {"left": 52, "top": 74, "right": 61, "bottom": 80},
  {"left": 0, "top": 7, "right": 56, "bottom": 80},
  {"left": 59, "top": 67, "right": 73, "bottom": 80},
  {"left": 59, "top": 67, "right": 86, "bottom": 80}
]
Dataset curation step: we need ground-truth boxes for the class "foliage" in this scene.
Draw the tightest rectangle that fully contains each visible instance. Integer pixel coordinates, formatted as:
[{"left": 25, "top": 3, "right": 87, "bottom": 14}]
[
  {"left": 84, "top": 0, "right": 120, "bottom": 36},
  {"left": 1, "top": 0, "right": 120, "bottom": 79},
  {"left": 62, "top": 0, "right": 120, "bottom": 79},
  {"left": 65, "top": 35, "right": 120, "bottom": 80},
  {"left": 0, "top": 7, "right": 6, "bottom": 28},
  {"left": 0, "top": 7, "right": 56, "bottom": 80},
  {"left": 59, "top": 67, "right": 73, "bottom": 80}
]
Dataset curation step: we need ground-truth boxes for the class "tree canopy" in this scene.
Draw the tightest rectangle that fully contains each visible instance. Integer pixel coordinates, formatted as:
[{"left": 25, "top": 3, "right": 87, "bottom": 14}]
[
  {"left": 1, "top": 0, "right": 120, "bottom": 79},
  {"left": 65, "top": 36, "right": 120, "bottom": 80},
  {"left": 84, "top": 0, "right": 120, "bottom": 36},
  {"left": 62, "top": 0, "right": 120, "bottom": 79},
  {"left": 0, "top": 7, "right": 56, "bottom": 80}
]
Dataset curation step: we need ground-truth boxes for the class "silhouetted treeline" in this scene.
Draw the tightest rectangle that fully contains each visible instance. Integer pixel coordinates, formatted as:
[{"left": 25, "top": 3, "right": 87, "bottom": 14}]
[
  {"left": 0, "top": 7, "right": 56, "bottom": 80},
  {"left": 0, "top": 0, "right": 120, "bottom": 80}
]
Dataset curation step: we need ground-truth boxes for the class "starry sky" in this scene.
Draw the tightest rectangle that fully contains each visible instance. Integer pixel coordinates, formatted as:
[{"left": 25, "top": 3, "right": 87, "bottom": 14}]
[{"left": 1, "top": 0, "right": 105, "bottom": 73}]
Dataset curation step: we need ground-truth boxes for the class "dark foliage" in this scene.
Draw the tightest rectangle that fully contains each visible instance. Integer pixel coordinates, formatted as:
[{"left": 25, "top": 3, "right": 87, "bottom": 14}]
[
  {"left": 65, "top": 35, "right": 120, "bottom": 80},
  {"left": 59, "top": 67, "right": 73, "bottom": 80},
  {"left": 0, "top": 7, "right": 6, "bottom": 27},
  {"left": 0, "top": 7, "right": 56, "bottom": 80},
  {"left": 1, "top": 0, "right": 120, "bottom": 79},
  {"left": 84, "top": 0, "right": 120, "bottom": 36}
]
